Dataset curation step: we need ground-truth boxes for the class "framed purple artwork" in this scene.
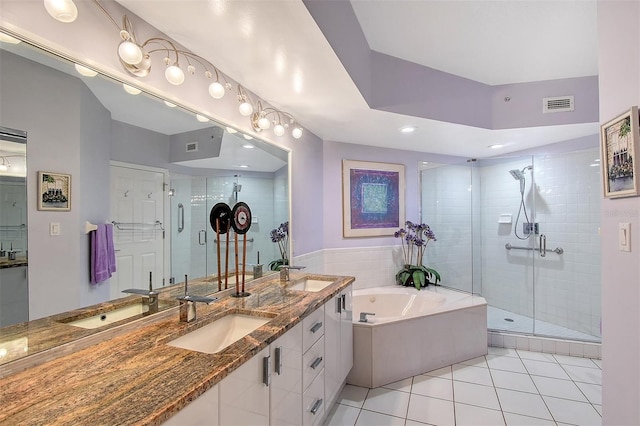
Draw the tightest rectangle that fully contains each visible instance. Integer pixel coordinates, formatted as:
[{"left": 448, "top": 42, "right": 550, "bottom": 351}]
[{"left": 342, "top": 159, "right": 405, "bottom": 237}]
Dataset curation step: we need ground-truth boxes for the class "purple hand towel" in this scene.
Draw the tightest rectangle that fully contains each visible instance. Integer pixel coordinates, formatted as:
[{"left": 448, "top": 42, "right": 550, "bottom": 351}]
[{"left": 91, "top": 223, "right": 116, "bottom": 284}]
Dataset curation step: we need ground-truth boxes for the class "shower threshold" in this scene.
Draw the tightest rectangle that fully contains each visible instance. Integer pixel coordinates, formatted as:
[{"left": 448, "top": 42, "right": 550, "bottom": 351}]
[{"left": 488, "top": 306, "right": 600, "bottom": 342}]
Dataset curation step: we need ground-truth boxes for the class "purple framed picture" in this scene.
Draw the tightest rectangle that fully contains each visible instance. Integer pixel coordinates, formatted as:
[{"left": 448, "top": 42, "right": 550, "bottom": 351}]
[{"left": 342, "top": 159, "right": 405, "bottom": 237}]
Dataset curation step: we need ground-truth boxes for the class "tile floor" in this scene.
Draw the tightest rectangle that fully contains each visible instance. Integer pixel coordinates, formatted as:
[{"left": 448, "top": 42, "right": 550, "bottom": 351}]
[{"left": 324, "top": 347, "right": 602, "bottom": 426}]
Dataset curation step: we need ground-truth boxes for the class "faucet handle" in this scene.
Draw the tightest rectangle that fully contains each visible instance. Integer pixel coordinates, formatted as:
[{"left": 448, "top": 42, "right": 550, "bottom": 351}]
[{"left": 359, "top": 312, "right": 376, "bottom": 323}]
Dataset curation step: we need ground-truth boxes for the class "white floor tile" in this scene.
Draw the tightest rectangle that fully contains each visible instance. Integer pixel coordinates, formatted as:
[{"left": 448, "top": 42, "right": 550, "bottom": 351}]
[
  {"left": 459, "top": 356, "right": 489, "bottom": 368},
  {"left": 362, "top": 387, "right": 410, "bottom": 418},
  {"left": 496, "top": 388, "right": 553, "bottom": 420},
  {"left": 575, "top": 382, "right": 602, "bottom": 405},
  {"left": 411, "top": 375, "right": 453, "bottom": 401},
  {"left": 355, "top": 409, "right": 405, "bottom": 426},
  {"left": 405, "top": 421, "right": 432, "bottom": 426},
  {"left": 337, "top": 385, "right": 369, "bottom": 408},
  {"left": 407, "top": 394, "right": 455, "bottom": 426},
  {"left": 554, "top": 354, "right": 600, "bottom": 368},
  {"left": 562, "top": 364, "right": 602, "bottom": 385},
  {"left": 543, "top": 395, "right": 602, "bottom": 426},
  {"left": 516, "top": 350, "right": 557, "bottom": 363},
  {"left": 323, "top": 403, "right": 360, "bottom": 426},
  {"left": 522, "top": 359, "right": 571, "bottom": 380},
  {"left": 530, "top": 375, "right": 588, "bottom": 402},
  {"left": 381, "top": 377, "right": 412, "bottom": 393},
  {"left": 452, "top": 364, "right": 494, "bottom": 386},
  {"left": 453, "top": 381, "right": 501, "bottom": 410},
  {"left": 486, "top": 354, "right": 528, "bottom": 374},
  {"left": 490, "top": 369, "right": 538, "bottom": 394},
  {"left": 455, "top": 402, "right": 505, "bottom": 426},
  {"left": 503, "top": 412, "right": 556, "bottom": 426},
  {"left": 422, "top": 365, "right": 452, "bottom": 380},
  {"left": 488, "top": 347, "right": 519, "bottom": 357}
]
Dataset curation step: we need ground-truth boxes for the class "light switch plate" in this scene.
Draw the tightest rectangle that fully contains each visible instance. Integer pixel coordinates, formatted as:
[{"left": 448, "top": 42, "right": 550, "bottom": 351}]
[
  {"left": 50, "top": 222, "right": 61, "bottom": 236},
  {"left": 619, "top": 222, "right": 631, "bottom": 252}
]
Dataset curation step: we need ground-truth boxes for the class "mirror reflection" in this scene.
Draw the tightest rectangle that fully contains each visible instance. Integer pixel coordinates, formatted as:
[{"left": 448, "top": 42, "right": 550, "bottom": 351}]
[{"left": 0, "top": 34, "right": 289, "bottom": 361}]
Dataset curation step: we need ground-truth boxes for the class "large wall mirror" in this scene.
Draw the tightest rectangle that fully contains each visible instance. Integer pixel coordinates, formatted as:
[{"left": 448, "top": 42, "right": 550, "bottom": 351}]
[{"left": 0, "top": 33, "right": 289, "bottom": 363}]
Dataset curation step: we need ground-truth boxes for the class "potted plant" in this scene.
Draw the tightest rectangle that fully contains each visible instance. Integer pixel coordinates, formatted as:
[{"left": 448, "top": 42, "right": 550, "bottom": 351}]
[
  {"left": 394, "top": 221, "right": 441, "bottom": 290},
  {"left": 268, "top": 221, "right": 289, "bottom": 271}
]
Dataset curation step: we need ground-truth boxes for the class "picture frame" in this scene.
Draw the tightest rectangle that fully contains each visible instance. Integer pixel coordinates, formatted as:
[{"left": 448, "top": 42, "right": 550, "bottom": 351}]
[
  {"left": 342, "top": 159, "right": 405, "bottom": 237},
  {"left": 38, "top": 171, "right": 71, "bottom": 211},
  {"left": 600, "top": 106, "right": 640, "bottom": 198}
]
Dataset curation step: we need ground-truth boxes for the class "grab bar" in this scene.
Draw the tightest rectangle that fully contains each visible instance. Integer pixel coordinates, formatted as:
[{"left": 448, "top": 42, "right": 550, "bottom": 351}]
[
  {"left": 0, "top": 224, "right": 26, "bottom": 230},
  {"left": 505, "top": 243, "right": 563, "bottom": 255},
  {"left": 111, "top": 220, "right": 164, "bottom": 231},
  {"left": 177, "top": 203, "right": 184, "bottom": 233},
  {"left": 539, "top": 234, "right": 547, "bottom": 257},
  {"left": 214, "top": 237, "right": 254, "bottom": 244}
]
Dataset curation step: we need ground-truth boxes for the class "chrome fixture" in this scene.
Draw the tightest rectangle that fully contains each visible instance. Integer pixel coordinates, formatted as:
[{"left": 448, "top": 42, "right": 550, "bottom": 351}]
[
  {"left": 279, "top": 265, "right": 306, "bottom": 282},
  {"left": 176, "top": 275, "right": 217, "bottom": 322},
  {"left": 42, "top": 0, "right": 303, "bottom": 139},
  {"left": 508, "top": 165, "right": 533, "bottom": 240},
  {"left": 359, "top": 312, "right": 375, "bottom": 323},
  {"left": 122, "top": 272, "right": 159, "bottom": 314}
]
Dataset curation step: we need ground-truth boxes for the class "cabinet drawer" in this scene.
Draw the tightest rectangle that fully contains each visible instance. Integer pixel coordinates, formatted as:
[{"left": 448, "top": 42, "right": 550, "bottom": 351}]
[
  {"left": 303, "top": 335, "right": 324, "bottom": 391},
  {"left": 302, "top": 305, "right": 324, "bottom": 353},
  {"left": 302, "top": 369, "right": 325, "bottom": 426}
]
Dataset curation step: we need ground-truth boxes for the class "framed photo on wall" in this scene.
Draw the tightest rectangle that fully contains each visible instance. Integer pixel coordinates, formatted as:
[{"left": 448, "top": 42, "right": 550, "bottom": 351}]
[
  {"left": 600, "top": 106, "right": 640, "bottom": 198},
  {"left": 38, "top": 171, "right": 71, "bottom": 211},
  {"left": 342, "top": 159, "right": 405, "bottom": 237}
]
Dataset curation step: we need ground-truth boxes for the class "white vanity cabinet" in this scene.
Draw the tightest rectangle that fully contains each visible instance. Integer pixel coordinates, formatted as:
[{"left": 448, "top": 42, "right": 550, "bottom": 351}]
[
  {"left": 163, "top": 384, "right": 219, "bottom": 426},
  {"left": 301, "top": 304, "right": 326, "bottom": 425},
  {"left": 270, "top": 322, "right": 303, "bottom": 426},
  {"left": 324, "top": 284, "right": 353, "bottom": 405}
]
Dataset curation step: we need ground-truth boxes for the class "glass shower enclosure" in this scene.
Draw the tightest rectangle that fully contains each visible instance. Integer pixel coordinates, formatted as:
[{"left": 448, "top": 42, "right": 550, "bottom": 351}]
[{"left": 421, "top": 147, "right": 601, "bottom": 342}]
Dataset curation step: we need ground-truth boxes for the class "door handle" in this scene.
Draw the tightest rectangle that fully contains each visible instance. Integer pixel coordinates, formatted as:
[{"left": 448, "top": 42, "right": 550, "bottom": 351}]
[
  {"left": 539, "top": 233, "right": 546, "bottom": 257},
  {"left": 262, "top": 355, "right": 271, "bottom": 386},
  {"left": 198, "top": 230, "right": 206, "bottom": 245},
  {"left": 275, "top": 346, "right": 283, "bottom": 375},
  {"left": 177, "top": 203, "right": 184, "bottom": 233}
]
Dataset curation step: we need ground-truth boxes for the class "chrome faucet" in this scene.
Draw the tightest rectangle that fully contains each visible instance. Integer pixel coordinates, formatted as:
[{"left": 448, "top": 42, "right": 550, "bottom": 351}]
[
  {"left": 176, "top": 274, "right": 217, "bottom": 322},
  {"left": 122, "top": 272, "right": 159, "bottom": 314},
  {"left": 359, "top": 312, "right": 375, "bottom": 323},
  {"left": 280, "top": 265, "right": 306, "bottom": 282}
]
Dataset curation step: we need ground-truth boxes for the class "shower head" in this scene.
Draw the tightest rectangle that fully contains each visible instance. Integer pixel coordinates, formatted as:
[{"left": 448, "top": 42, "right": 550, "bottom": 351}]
[
  {"left": 233, "top": 182, "right": 242, "bottom": 192},
  {"left": 509, "top": 169, "right": 525, "bottom": 181}
]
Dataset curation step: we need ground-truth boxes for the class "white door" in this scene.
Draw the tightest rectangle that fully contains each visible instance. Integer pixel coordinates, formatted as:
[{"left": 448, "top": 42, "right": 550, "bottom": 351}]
[{"left": 110, "top": 164, "right": 165, "bottom": 299}]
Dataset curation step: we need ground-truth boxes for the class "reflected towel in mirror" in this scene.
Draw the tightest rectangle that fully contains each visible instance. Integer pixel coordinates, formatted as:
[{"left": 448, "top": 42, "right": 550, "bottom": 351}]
[{"left": 90, "top": 223, "right": 116, "bottom": 284}]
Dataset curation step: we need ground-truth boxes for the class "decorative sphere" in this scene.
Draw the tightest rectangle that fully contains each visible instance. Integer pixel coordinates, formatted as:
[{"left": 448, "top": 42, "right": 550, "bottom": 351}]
[
  {"left": 165, "top": 65, "right": 185, "bottom": 85},
  {"left": 273, "top": 124, "right": 285, "bottom": 136},
  {"left": 239, "top": 102, "right": 253, "bottom": 117},
  {"left": 118, "top": 40, "right": 143, "bottom": 65},
  {"left": 208, "top": 81, "right": 225, "bottom": 99},
  {"left": 258, "top": 117, "right": 271, "bottom": 130},
  {"left": 292, "top": 127, "right": 303, "bottom": 139}
]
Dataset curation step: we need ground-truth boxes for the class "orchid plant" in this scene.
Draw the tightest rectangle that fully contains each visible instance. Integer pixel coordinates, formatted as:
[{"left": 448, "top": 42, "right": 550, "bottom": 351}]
[
  {"left": 394, "top": 221, "right": 441, "bottom": 289},
  {"left": 268, "top": 221, "right": 289, "bottom": 271}
]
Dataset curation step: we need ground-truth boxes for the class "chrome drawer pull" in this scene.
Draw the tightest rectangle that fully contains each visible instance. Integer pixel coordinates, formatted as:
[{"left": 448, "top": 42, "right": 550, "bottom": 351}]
[
  {"left": 310, "top": 398, "right": 323, "bottom": 415},
  {"left": 310, "top": 356, "right": 323, "bottom": 370},
  {"left": 310, "top": 321, "right": 323, "bottom": 333},
  {"left": 262, "top": 355, "right": 271, "bottom": 386},
  {"left": 275, "top": 346, "right": 283, "bottom": 375}
]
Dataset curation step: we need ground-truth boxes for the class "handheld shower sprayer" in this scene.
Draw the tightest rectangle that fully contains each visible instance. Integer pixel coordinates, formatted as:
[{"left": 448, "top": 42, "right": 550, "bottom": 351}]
[{"left": 508, "top": 165, "right": 533, "bottom": 239}]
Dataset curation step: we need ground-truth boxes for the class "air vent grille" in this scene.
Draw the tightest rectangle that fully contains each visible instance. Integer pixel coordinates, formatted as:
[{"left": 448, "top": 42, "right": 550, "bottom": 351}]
[
  {"left": 543, "top": 96, "right": 574, "bottom": 113},
  {"left": 185, "top": 142, "right": 198, "bottom": 152}
]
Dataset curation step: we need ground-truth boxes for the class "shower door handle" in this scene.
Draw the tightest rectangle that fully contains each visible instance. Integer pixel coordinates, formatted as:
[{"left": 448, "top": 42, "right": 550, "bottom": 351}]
[
  {"left": 199, "top": 230, "right": 206, "bottom": 245},
  {"left": 177, "top": 203, "right": 184, "bottom": 233},
  {"left": 539, "top": 234, "right": 546, "bottom": 257}
]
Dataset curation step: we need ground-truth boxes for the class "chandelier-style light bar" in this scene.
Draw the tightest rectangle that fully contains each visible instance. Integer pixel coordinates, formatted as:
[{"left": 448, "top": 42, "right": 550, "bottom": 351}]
[{"left": 43, "top": 0, "right": 303, "bottom": 139}]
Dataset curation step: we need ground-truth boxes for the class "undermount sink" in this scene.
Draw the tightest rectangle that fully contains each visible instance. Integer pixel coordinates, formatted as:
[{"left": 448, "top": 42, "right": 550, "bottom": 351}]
[
  {"left": 288, "top": 278, "right": 335, "bottom": 292},
  {"left": 167, "top": 313, "right": 272, "bottom": 354},
  {"left": 60, "top": 303, "right": 147, "bottom": 329}
]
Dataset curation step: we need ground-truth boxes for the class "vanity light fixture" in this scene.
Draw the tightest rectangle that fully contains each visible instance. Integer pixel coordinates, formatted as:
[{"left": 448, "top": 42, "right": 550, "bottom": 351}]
[
  {"left": 248, "top": 99, "right": 304, "bottom": 139},
  {"left": 44, "top": 0, "right": 78, "bottom": 23},
  {"left": 74, "top": 64, "right": 98, "bottom": 77},
  {"left": 122, "top": 84, "right": 141, "bottom": 95}
]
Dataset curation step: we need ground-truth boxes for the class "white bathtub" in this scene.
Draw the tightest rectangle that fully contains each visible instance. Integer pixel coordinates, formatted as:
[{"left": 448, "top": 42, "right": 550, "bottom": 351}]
[{"left": 347, "top": 286, "right": 488, "bottom": 388}]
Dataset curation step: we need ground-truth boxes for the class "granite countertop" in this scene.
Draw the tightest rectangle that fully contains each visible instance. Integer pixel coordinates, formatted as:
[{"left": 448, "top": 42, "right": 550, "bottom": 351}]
[{"left": 0, "top": 273, "right": 355, "bottom": 425}]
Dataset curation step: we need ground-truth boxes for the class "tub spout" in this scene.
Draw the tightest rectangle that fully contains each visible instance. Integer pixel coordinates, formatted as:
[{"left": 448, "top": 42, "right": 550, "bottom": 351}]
[{"left": 359, "top": 312, "right": 375, "bottom": 323}]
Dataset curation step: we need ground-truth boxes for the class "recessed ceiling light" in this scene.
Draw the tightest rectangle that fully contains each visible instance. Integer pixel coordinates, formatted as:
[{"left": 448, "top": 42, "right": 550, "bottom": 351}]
[
  {"left": 233, "top": 164, "right": 250, "bottom": 168},
  {"left": 590, "top": 163, "right": 600, "bottom": 167},
  {"left": 488, "top": 144, "right": 504, "bottom": 149},
  {"left": 243, "top": 144, "right": 255, "bottom": 149},
  {"left": 226, "top": 127, "right": 238, "bottom": 134},
  {"left": 400, "top": 126, "right": 416, "bottom": 133}
]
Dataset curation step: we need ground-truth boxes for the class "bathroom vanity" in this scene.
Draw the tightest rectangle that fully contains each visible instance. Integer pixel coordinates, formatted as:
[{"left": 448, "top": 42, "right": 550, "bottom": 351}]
[{"left": 0, "top": 272, "right": 354, "bottom": 425}]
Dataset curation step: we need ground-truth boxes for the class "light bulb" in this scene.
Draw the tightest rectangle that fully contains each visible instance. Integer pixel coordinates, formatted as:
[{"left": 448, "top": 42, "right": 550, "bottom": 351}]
[
  {"left": 273, "top": 124, "right": 285, "bottom": 136},
  {"left": 44, "top": 0, "right": 78, "bottom": 23},
  {"left": 196, "top": 114, "right": 210, "bottom": 123},
  {"left": 292, "top": 127, "right": 303, "bottom": 139},
  {"left": 118, "top": 40, "right": 143, "bottom": 65},
  {"left": 122, "top": 84, "right": 141, "bottom": 95},
  {"left": 239, "top": 101, "right": 253, "bottom": 116},
  {"left": 258, "top": 117, "right": 271, "bottom": 130},
  {"left": 226, "top": 127, "right": 238, "bottom": 134},
  {"left": 165, "top": 65, "right": 185, "bottom": 85},
  {"left": 0, "top": 33, "right": 20, "bottom": 44},
  {"left": 74, "top": 64, "right": 97, "bottom": 77},
  {"left": 208, "top": 81, "right": 225, "bottom": 99}
]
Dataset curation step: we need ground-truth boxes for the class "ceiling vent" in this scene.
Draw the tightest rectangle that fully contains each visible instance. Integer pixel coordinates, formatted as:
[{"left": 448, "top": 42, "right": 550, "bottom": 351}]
[
  {"left": 185, "top": 141, "right": 198, "bottom": 152},
  {"left": 543, "top": 96, "right": 574, "bottom": 113}
]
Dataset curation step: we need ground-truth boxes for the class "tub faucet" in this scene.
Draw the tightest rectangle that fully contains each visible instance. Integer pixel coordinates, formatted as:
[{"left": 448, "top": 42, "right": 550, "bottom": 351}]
[
  {"left": 176, "top": 274, "right": 217, "bottom": 322},
  {"left": 359, "top": 312, "right": 375, "bottom": 323},
  {"left": 280, "top": 265, "right": 306, "bottom": 282},
  {"left": 122, "top": 272, "right": 159, "bottom": 314}
]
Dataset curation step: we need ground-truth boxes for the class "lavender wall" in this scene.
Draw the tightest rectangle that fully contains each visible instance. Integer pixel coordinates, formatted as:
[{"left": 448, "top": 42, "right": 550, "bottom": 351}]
[{"left": 598, "top": 1, "right": 640, "bottom": 424}]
